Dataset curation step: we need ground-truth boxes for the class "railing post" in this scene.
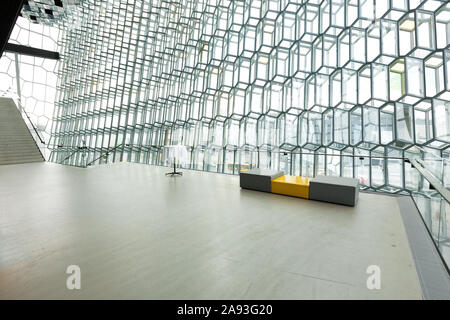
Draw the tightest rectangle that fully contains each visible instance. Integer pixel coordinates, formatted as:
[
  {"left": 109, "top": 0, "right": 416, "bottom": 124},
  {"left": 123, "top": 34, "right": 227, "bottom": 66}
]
[{"left": 14, "top": 53, "right": 22, "bottom": 112}]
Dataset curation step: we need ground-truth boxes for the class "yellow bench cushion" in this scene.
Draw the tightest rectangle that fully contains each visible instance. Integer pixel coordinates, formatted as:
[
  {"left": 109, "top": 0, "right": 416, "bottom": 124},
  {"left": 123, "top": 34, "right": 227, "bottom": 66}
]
[{"left": 271, "top": 175, "right": 310, "bottom": 199}]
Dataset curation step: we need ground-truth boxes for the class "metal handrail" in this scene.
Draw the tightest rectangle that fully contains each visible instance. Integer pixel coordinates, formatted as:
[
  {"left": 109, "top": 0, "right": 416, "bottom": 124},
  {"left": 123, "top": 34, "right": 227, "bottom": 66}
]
[
  {"left": 410, "top": 158, "right": 450, "bottom": 205},
  {"left": 53, "top": 142, "right": 412, "bottom": 161},
  {"left": 55, "top": 144, "right": 417, "bottom": 168},
  {"left": 108, "top": 144, "right": 411, "bottom": 161},
  {"left": 23, "top": 110, "right": 45, "bottom": 144},
  {"left": 245, "top": 151, "right": 408, "bottom": 160},
  {"left": 61, "top": 146, "right": 87, "bottom": 163},
  {"left": 17, "top": 101, "right": 46, "bottom": 145},
  {"left": 86, "top": 143, "right": 124, "bottom": 167}
]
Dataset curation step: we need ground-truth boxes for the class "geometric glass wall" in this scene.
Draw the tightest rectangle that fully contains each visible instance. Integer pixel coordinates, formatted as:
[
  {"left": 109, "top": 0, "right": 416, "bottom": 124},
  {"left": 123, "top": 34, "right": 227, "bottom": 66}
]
[{"left": 50, "top": 0, "right": 450, "bottom": 193}]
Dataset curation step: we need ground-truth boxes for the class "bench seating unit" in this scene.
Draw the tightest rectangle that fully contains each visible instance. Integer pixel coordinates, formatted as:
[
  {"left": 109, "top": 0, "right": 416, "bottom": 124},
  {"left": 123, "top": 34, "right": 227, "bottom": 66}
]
[
  {"left": 309, "top": 175, "right": 359, "bottom": 206},
  {"left": 271, "top": 175, "right": 310, "bottom": 199},
  {"left": 239, "top": 169, "right": 284, "bottom": 193},
  {"left": 240, "top": 169, "right": 359, "bottom": 207}
]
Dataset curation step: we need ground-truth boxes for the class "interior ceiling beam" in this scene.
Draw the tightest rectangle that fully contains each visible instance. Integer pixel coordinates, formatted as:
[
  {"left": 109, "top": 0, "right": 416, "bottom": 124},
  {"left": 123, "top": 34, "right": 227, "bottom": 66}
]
[
  {"left": 4, "top": 43, "right": 60, "bottom": 60},
  {"left": 0, "top": 0, "right": 25, "bottom": 58}
]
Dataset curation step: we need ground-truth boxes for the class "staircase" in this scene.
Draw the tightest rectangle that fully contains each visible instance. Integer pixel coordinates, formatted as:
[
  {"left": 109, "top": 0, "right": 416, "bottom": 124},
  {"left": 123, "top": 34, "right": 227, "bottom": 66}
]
[{"left": 0, "top": 97, "right": 44, "bottom": 165}]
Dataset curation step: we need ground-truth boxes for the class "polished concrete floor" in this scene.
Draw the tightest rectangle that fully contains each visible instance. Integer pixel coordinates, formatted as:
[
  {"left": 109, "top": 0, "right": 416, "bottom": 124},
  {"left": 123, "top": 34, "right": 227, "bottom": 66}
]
[{"left": 0, "top": 162, "right": 422, "bottom": 299}]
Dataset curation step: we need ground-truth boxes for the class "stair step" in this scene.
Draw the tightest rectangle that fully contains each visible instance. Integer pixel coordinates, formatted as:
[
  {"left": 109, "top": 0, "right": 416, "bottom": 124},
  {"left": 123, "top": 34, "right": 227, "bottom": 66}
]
[
  {"left": 0, "top": 137, "right": 37, "bottom": 140},
  {"left": 0, "top": 136, "right": 38, "bottom": 139},
  {"left": 0, "top": 147, "right": 42, "bottom": 151},
  {"left": 0, "top": 140, "right": 40, "bottom": 144},
  {"left": 0, "top": 127, "right": 33, "bottom": 129},
  {"left": 0, "top": 158, "right": 44, "bottom": 164},
  {"left": 0, "top": 151, "right": 43, "bottom": 157},
  {"left": 0, "top": 158, "right": 44, "bottom": 165},
  {"left": 0, "top": 142, "right": 40, "bottom": 146},
  {"left": 0, "top": 144, "right": 41, "bottom": 148},
  {"left": 0, "top": 150, "right": 42, "bottom": 155},
  {"left": 0, "top": 134, "right": 38, "bottom": 137},
  {"left": 0, "top": 152, "right": 43, "bottom": 158},
  {"left": 0, "top": 158, "right": 43, "bottom": 163},
  {"left": 0, "top": 155, "right": 43, "bottom": 160},
  {"left": 0, "top": 148, "right": 42, "bottom": 153},
  {"left": 0, "top": 139, "right": 38, "bottom": 143},
  {"left": 0, "top": 141, "right": 37, "bottom": 143},
  {"left": 1, "top": 148, "right": 42, "bottom": 152},
  {"left": 0, "top": 143, "right": 41, "bottom": 148}
]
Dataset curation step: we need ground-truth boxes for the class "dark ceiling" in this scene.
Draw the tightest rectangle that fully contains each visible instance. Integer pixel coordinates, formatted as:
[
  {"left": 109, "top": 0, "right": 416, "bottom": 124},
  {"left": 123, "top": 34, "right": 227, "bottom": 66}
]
[{"left": 0, "top": 1, "right": 25, "bottom": 58}]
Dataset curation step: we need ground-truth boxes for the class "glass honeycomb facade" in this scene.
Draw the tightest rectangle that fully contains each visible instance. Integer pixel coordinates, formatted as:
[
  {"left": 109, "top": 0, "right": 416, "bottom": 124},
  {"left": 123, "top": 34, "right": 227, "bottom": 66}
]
[{"left": 47, "top": 0, "right": 450, "bottom": 193}]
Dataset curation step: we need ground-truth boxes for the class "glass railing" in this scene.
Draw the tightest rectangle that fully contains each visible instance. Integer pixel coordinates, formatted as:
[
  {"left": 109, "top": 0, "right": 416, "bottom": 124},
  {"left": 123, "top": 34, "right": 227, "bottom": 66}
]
[
  {"left": 11, "top": 96, "right": 48, "bottom": 160},
  {"left": 408, "top": 158, "right": 450, "bottom": 271},
  {"left": 56, "top": 144, "right": 123, "bottom": 168},
  {"left": 407, "top": 146, "right": 450, "bottom": 190},
  {"left": 405, "top": 146, "right": 450, "bottom": 270},
  {"left": 57, "top": 146, "right": 89, "bottom": 168},
  {"left": 53, "top": 145, "right": 419, "bottom": 191},
  {"left": 164, "top": 147, "right": 412, "bottom": 193},
  {"left": 85, "top": 144, "right": 124, "bottom": 167}
]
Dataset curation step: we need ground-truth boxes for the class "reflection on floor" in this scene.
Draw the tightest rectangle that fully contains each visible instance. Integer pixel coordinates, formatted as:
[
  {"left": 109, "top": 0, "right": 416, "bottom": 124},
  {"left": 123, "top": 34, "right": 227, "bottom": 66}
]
[{"left": 0, "top": 162, "right": 422, "bottom": 299}]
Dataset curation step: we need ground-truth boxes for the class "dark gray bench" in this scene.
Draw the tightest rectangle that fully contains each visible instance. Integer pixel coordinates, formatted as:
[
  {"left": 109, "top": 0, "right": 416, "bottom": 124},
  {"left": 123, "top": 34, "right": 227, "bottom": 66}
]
[
  {"left": 309, "top": 175, "right": 359, "bottom": 206},
  {"left": 240, "top": 169, "right": 284, "bottom": 193}
]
